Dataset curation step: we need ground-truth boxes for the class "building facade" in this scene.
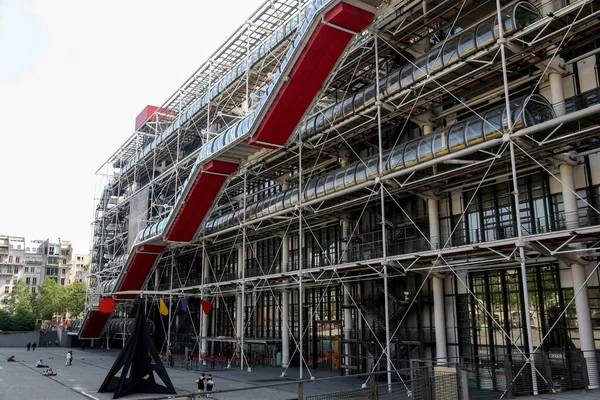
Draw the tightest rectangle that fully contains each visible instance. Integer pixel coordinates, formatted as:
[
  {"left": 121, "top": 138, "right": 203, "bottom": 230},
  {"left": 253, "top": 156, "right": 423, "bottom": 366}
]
[
  {"left": 83, "top": 0, "right": 600, "bottom": 396},
  {"left": 0, "top": 236, "right": 76, "bottom": 306},
  {"left": 71, "top": 253, "right": 90, "bottom": 284}
]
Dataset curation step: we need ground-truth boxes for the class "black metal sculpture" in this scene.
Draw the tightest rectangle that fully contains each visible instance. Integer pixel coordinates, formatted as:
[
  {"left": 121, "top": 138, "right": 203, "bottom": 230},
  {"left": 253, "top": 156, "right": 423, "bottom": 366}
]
[{"left": 98, "top": 304, "right": 176, "bottom": 399}]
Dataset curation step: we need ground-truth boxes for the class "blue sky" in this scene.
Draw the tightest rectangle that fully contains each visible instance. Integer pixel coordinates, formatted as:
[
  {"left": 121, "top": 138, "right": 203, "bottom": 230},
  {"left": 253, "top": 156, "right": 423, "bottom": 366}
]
[{"left": 0, "top": 0, "right": 263, "bottom": 253}]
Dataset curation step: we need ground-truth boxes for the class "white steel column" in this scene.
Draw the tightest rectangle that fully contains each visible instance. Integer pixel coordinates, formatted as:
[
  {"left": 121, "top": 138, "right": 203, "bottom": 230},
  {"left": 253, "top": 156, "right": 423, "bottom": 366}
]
[
  {"left": 428, "top": 198, "right": 440, "bottom": 250},
  {"left": 237, "top": 245, "right": 244, "bottom": 359},
  {"left": 281, "top": 234, "right": 290, "bottom": 369},
  {"left": 549, "top": 69, "right": 566, "bottom": 117},
  {"left": 559, "top": 163, "right": 579, "bottom": 229},
  {"left": 571, "top": 262, "right": 600, "bottom": 388},
  {"left": 496, "top": 0, "right": 538, "bottom": 392},
  {"left": 375, "top": 34, "right": 393, "bottom": 389},
  {"left": 432, "top": 277, "right": 448, "bottom": 364},
  {"left": 201, "top": 249, "right": 209, "bottom": 356},
  {"left": 341, "top": 217, "right": 353, "bottom": 374},
  {"left": 298, "top": 141, "right": 304, "bottom": 380}
]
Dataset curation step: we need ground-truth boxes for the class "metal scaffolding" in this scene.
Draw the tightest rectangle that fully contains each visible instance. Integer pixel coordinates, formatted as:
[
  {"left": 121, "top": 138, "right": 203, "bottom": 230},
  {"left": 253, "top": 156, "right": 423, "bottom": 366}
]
[{"left": 86, "top": 0, "right": 600, "bottom": 395}]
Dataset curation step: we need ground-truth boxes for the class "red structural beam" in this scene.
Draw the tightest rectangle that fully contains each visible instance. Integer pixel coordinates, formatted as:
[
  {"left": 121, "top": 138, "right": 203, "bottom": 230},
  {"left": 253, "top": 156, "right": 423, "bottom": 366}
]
[
  {"left": 79, "top": 310, "right": 110, "bottom": 339},
  {"left": 165, "top": 160, "right": 238, "bottom": 242},
  {"left": 248, "top": 2, "right": 374, "bottom": 149},
  {"left": 115, "top": 245, "right": 166, "bottom": 300}
]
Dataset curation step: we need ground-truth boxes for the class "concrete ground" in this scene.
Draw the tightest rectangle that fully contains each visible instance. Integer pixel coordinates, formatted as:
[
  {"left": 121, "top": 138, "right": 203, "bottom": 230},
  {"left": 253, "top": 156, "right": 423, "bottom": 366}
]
[
  {"left": 0, "top": 347, "right": 365, "bottom": 399},
  {"left": 1, "top": 347, "right": 598, "bottom": 399}
]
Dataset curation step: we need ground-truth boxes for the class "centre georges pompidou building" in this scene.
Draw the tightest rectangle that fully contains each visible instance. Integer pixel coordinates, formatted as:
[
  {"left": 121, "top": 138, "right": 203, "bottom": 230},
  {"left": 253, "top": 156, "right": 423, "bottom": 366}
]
[{"left": 81, "top": 0, "right": 600, "bottom": 396}]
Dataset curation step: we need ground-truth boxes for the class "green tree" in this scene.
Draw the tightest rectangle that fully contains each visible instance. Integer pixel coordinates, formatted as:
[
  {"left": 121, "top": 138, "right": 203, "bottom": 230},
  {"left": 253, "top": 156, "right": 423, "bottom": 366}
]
[
  {"left": 37, "top": 278, "right": 68, "bottom": 319},
  {"left": 1, "top": 279, "right": 35, "bottom": 314},
  {"left": 65, "top": 281, "right": 87, "bottom": 317}
]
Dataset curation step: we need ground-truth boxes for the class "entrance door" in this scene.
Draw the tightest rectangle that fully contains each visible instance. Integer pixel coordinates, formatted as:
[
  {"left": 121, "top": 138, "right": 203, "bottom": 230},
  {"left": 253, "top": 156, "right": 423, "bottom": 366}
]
[{"left": 313, "top": 320, "right": 341, "bottom": 371}]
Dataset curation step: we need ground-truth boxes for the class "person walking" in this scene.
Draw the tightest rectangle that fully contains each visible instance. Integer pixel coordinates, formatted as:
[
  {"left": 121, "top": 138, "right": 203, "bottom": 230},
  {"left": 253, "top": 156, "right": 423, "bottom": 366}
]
[
  {"left": 32, "top": 342, "right": 37, "bottom": 351},
  {"left": 206, "top": 374, "right": 214, "bottom": 397},
  {"left": 195, "top": 373, "right": 205, "bottom": 394},
  {"left": 26, "top": 342, "right": 31, "bottom": 351},
  {"left": 65, "top": 351, "right": 72, "bottom": 366}
]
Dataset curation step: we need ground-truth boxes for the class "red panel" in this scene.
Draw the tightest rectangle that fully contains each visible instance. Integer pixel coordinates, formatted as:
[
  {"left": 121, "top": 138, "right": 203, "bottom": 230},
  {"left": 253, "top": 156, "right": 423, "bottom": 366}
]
[
  {"left": 248, "top": 3, "right": 374, "bottom": 148},
  {"left": 135, "top": 105, "right": 176, "bottom": 131},
  {"left": 79, "top": 310, "right": 110, "bottom": 339},
  {"left": 204, "top": 160, "right": 239, "bottom": 175},
  {"left": 115, "top": 246, "right": 165, "bottom": 300},
  {"left": 165, "top": 161, "right": 238, "bottom": 242},
  {"left": 135, "top": 105, "right": 159, "bottom": 130}
]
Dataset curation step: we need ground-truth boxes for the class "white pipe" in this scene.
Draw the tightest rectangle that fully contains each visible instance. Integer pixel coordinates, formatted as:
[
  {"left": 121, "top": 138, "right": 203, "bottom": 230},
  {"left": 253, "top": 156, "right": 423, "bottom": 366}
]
[
  {"left": 565, "top": 47, "right": 600, "bottom": 65},
  {"left": 559, "top": 163, "right": 579, "bottom": 229},
  {"left": 432, "top": 276, "right": 447, "bottom": 365},
  {"left": 343, "top": 287, "right": 353, "bottom": 375},
  {"left": 571, "top": 262, "right": 600, "bottom": 389}
]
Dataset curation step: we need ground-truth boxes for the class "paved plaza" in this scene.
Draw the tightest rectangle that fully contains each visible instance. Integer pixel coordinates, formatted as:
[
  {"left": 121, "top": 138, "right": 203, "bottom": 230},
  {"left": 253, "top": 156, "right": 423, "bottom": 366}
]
[
  {"left": 1, "top": 347, "right": 599, "bottom": 400},
  {"left": 0, "top": 347, "right": 363, "bottom": 399}
]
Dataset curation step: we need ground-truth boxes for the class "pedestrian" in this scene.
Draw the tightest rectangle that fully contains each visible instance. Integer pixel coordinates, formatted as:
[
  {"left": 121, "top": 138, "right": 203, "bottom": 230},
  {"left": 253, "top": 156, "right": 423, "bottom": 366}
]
[
  {"left": 65, "top": 351, "right": 72, "bottom": 366},
  {"left": 206, "top": 374, "right": 214, "bottom": 397},
  {"left": 195, "top": 372, "right": 205, "bottom": 394},
  {"left": 26, "top": 342, "right": 31, "bottom": 351},
  {"left": 210, "top": 354, "right": 215, "bottom": 370},
  {"left": 32, "top": 342, "right": 37, "bottom": 351}
]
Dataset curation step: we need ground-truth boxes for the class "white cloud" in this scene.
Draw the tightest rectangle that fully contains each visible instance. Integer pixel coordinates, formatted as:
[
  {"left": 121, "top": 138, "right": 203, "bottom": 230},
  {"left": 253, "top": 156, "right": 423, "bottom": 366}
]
[{"left": 0, "top": 0, "right": 264, "bottom": 253}]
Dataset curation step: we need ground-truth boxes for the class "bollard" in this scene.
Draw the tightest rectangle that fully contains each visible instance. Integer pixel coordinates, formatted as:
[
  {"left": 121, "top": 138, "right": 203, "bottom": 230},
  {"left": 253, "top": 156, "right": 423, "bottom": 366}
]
[{"left": 298, "top": 382, "right": 303, "bottom": 400}]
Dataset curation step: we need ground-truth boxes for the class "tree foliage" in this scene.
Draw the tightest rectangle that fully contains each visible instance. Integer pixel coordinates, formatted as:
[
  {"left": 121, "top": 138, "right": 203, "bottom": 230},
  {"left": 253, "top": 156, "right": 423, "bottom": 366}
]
[
  {"left": 1, "top": 278, "right": 87, "bottom": 329},
  {"left": 1, "top": 279, "right": 35, "bottom": 314}
]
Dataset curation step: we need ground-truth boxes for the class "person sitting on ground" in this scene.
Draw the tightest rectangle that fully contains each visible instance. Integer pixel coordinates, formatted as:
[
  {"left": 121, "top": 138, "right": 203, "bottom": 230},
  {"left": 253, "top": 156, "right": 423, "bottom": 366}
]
[
  {"left": 36, "top": 359, "right": 49, "bottom": 368},
  {"left": 7, "top": 355, "right": 17, "bottom": 362},
  {"left": 43, "top": 368, "right": 56, "bottom": 376}
]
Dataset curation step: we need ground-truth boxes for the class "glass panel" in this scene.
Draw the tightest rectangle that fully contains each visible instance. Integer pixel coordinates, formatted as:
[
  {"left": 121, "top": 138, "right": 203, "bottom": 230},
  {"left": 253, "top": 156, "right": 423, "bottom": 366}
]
[
  {"left": 400, "top": 64, "right": 414, "bottom": 88},
  {"left": 515, "top": 3, "right": 539, "bottom": 30},
  {"left": 448, "top": 122, "right": 467, "bottom": 151},
  {"left": 378, "top": 75, "right": 389, "bottom": 98},
  {"left": 413, "top": 55, "right": 428, "bottom": 81},
  {"left": 324, "top": 173, "right": 335, "bottom": 195},
  {"left": 387, "top": 70, "right": 401, "bottom": 94},
  {"left": 304, "top": 178, "right": 318, "bottom": 201},
  {"left": 342, "top": 96, "right": 354, "bottom": 118},
  {"left": 511, "top": 100, "right": 525, "bottom": 130},
  {"left": 334, "top": 170, "right": 345, "bottom": 191},
  {"left": 427, "top": 48, "right": 444, "bottom": 74},
  {"left": 355, "top": 162, "right": 367, "bottom": 184},
  {"left": 465, "top": 119, "right": 484, "bottom": 145},
  {"left": 458, "top": 29, "right": 477, "bottom": 58},
  {"left": 274, "top": 192, "right": 285, "bottom": 212},
  {"left": 344, "top": 165, "right": 357, "bottom": 187},
  {"left": 363, "top": 84, "right": 376, "bottom": 109},
  {"left": 353, "top": 91, "right": 367, "bottom": 114},
  {"left": 306, "top": 117, "right": 317, "bottom": 138},
  {"left": 476, "top": 18, "right": 496, "bottom": 49},
  {"left": 404, "top": 143, "right": 418, "bottom": 167},
  {"left": 315, "top": 112, "right": 325, "bottom": 133},
  {"left": 389, "top": 145, "right": 405, "bottom": 171},
  {"left": 332, "top": 102, "right": 343, "bottom": 123},
  {"left": 483, "top": 109, "right": 503, "bottom": 139},
  {"left": 284, "top": 189, "right": 294, "bottom": 208},
  {"left": 433, "top": 130, "right": 449, "bottom": 157},
  {"left": 323, "top": 106, "right": 335, "bottom": 127},
  {"left": 315, "top": 176, "right": 327, "bottom": 198},
  {"left": 418, "top": 136, "right": 433, "bottom": 161},
  {"left": 443, "top": 38, "right": 460, "bottom": 66},
  {"left": 365, "top": 156, "right": 379, "bottom": 180}
]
